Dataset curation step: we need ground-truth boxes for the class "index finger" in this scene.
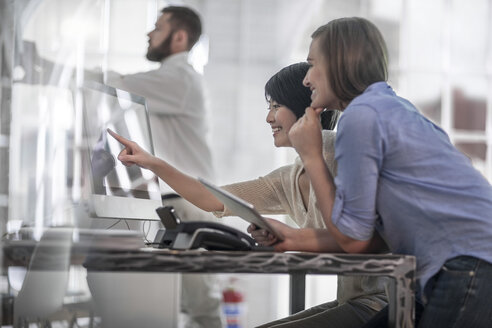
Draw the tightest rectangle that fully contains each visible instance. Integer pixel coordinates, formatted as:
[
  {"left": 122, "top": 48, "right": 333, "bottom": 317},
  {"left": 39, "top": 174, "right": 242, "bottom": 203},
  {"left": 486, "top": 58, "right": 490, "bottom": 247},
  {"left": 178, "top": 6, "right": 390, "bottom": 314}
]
[{"left": 107, "top": 128, "right": 131, "bottom": 146}]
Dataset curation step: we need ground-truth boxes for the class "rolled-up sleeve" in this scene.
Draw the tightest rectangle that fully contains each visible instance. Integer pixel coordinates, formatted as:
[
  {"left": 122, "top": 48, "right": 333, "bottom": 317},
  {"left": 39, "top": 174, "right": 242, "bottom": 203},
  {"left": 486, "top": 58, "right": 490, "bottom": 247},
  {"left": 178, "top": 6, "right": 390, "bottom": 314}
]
[{"left": 332, "top": 105, "right": 385, "bottom": 241}]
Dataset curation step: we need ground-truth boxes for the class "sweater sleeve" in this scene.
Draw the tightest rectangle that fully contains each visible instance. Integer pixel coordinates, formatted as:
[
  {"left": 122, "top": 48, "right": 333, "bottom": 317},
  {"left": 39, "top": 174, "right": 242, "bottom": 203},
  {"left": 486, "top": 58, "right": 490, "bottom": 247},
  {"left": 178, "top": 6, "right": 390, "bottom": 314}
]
[
  {"left": 322, "top": 130, "right": 338, "bottom": 177},
  {"left": 213, "top": 165, "right": 293, "bottom": 218}
]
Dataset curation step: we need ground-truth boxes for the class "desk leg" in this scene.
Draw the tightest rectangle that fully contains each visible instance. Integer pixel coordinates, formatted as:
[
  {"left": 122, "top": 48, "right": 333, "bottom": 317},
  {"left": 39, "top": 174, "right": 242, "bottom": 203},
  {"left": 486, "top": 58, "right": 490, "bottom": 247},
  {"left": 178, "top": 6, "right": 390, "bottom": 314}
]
[
  {"left": 289, "top": 272, "right": 306, "bottom": 315},
  {"left": 387, "top": 276, "right": 415, "bottom": 328}
]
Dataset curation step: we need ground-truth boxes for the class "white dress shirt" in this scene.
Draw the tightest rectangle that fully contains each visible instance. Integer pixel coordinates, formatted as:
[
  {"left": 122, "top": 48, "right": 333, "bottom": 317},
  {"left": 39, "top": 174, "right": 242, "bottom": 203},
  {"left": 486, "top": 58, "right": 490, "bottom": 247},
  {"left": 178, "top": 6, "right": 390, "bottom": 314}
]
[
  {"left": 105, "top": 52, "right": 222, "bottom": 328},
  {"left": 106, "top": 52, "right": 214, "bottom": 193}
]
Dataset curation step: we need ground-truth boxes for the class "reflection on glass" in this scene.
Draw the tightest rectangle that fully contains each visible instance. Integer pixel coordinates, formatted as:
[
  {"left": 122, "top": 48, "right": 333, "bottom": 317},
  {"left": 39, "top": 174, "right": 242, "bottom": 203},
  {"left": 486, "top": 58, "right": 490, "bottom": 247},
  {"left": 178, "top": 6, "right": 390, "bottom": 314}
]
[
  {"left": 8, "top": 0, "right": 109, "bottom": 228},
  {"left": 81, "top": 82, "right": 160, "bottom": 201}
]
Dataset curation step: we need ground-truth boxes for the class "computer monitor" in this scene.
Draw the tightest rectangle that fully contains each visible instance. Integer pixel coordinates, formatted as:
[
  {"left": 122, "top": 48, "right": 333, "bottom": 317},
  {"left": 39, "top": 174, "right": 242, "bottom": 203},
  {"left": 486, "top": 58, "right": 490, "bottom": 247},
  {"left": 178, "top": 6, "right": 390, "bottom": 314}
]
[{"left": 80, "top": 81, "right": 161, "bottom": 220}]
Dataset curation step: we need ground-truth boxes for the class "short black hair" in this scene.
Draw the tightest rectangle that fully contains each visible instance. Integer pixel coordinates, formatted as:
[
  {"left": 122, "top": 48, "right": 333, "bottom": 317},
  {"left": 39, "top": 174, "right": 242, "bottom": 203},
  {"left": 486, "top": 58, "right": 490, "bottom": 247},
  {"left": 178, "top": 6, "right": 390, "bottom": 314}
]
[
  {"left": 264, "top": 62, "right": 339, "bottom": 130},
  {"left": 162, "top": 6, "right": 202, "bottom": 50}
]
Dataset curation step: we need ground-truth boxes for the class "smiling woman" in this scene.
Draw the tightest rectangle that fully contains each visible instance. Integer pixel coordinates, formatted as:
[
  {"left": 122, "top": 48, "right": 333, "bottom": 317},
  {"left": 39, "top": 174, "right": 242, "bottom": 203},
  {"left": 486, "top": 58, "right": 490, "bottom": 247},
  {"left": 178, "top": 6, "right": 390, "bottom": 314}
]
[
  {"left": 266, "top": 102, "right": 297, "bottom": 148},
  {"left": 264, "top": 63, "right": 339, "bottom": 148},
  {"left": 290, "top": 17, "right": 492, "bottom": 328}
]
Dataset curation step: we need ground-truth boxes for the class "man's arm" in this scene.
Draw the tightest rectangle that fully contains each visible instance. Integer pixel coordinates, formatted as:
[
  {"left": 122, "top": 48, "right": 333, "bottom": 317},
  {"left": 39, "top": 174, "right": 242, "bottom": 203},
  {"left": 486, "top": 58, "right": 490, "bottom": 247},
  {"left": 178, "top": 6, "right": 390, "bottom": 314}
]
[{"left": 105, "top": 59, "right": 197, "bottom": 116}]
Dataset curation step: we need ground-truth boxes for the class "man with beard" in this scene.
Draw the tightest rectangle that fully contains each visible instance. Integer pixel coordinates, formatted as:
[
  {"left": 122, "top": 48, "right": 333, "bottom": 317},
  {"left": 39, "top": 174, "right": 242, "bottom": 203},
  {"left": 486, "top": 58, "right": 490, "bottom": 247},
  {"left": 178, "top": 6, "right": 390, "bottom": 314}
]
[{"left": 106, "top": 6, "right": 222, "bottom": 328}]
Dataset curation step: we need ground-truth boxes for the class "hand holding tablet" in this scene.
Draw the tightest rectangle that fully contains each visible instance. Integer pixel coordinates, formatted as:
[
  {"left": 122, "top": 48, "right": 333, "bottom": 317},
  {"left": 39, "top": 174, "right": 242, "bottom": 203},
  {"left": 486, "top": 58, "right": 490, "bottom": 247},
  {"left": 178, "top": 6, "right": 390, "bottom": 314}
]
[{"left": 198, "top": 178, "right": 284, "bottom": 241}]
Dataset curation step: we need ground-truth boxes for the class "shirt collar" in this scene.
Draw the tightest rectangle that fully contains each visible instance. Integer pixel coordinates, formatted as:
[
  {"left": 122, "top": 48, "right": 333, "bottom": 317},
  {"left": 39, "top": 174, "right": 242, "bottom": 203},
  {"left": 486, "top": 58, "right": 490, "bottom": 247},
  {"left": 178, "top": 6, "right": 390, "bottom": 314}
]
[
  {"left": 160, "top": 51, "right": 190, "bottom": 66},
  {"left": 364, "top": 81, "right": 394, "bottom": 95}
]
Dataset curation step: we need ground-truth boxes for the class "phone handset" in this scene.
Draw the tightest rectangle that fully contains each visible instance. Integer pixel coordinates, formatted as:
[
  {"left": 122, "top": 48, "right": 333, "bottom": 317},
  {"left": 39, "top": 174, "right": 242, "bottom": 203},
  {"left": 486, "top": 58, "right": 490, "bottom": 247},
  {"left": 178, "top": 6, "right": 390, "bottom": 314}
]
[{"left": 152, "top": 206, "right": 264, "bottom": 251}]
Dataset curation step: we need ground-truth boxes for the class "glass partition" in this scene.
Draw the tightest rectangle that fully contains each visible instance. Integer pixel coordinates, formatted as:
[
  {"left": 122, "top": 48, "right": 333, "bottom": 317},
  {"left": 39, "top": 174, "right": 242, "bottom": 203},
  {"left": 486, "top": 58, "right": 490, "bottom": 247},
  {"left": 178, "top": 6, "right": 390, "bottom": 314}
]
[{"left": 7, "top": 0, "right": 163, "bottom": 229}]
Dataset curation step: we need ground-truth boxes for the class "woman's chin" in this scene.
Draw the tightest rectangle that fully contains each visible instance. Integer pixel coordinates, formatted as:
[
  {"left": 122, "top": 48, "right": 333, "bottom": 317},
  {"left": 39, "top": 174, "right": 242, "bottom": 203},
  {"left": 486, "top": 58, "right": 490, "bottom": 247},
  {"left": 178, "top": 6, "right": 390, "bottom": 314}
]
[
  {"left": 274, "top": 141, "right": 290, "bottom": 148},
  {"left": 310, "top": 100, "right": 323, "bottom": 109}
]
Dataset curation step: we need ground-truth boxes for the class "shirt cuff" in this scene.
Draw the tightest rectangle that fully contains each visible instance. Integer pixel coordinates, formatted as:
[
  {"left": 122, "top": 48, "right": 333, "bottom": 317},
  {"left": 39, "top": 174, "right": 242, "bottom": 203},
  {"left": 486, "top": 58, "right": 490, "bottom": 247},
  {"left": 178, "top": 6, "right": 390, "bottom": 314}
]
[
  {"left": 212, "top": 205, "right": 230, "bottom": 218},
  {"left": 332, "top": 190, "right": 375, "bottom": 241}
]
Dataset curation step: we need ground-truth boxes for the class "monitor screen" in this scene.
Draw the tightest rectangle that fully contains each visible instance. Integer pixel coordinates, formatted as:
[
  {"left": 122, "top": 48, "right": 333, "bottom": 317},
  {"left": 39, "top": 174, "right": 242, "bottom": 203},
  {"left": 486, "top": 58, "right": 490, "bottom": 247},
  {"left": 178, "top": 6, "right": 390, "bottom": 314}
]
[{"left": 81, "top": 81, "right": 161, "bottom": 220}]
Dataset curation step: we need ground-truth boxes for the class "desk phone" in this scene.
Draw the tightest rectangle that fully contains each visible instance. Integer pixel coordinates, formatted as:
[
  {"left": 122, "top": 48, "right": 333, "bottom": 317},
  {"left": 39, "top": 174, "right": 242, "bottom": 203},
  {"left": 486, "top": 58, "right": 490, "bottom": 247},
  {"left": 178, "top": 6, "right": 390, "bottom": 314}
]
[{"left": 152, "top": 206, "right": 269, "bottom": 251}]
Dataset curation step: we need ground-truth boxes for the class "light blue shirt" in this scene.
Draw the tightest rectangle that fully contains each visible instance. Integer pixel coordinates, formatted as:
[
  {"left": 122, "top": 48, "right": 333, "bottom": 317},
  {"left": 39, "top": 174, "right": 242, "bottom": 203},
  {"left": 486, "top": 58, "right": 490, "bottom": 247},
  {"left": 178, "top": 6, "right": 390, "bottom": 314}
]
[{"left": 332, "top": 81, "right": 492, "bottom": 300}]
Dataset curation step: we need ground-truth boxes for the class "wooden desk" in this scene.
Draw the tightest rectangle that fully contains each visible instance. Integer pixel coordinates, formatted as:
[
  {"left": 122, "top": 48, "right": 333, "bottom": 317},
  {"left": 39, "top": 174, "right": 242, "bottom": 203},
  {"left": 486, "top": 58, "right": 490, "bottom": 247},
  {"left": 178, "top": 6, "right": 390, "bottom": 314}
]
[{"left": 3, "top": 240, "right": 416, "bottom": 328}]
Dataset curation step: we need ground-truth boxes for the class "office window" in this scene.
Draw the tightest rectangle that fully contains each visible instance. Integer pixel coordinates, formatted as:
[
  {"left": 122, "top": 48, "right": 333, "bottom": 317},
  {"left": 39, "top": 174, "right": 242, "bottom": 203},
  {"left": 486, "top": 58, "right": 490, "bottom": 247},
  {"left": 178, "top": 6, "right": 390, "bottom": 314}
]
[{"left": 396, "top": 0, "right": 492, "bottom": 179}]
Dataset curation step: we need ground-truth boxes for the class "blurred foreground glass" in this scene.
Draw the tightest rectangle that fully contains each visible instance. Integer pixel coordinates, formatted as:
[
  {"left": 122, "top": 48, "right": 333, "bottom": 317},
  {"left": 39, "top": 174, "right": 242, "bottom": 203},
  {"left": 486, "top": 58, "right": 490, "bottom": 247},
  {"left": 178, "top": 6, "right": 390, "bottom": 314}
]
[{"left": 7, "top": 0, "right": 164, "bottom": 228}]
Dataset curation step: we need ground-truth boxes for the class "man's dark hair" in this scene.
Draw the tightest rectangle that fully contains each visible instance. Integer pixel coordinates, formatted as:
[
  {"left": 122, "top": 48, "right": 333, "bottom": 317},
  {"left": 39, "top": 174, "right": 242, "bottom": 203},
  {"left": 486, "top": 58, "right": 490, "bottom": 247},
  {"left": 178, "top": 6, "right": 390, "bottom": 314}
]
[
  {"left": 265, "top": 62, "right": 339, "bottom": 130},
  {"left": 162, "top": 6, "right": 202, "bottom": 50}
]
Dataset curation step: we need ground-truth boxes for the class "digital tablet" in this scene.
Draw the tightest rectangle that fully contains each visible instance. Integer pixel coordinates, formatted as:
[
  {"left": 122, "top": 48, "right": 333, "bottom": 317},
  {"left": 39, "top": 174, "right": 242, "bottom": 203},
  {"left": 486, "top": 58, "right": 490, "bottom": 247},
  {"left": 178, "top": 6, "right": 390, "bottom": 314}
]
[{"left": 199, "top": 178, "right": 284, "bottom": 241}]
